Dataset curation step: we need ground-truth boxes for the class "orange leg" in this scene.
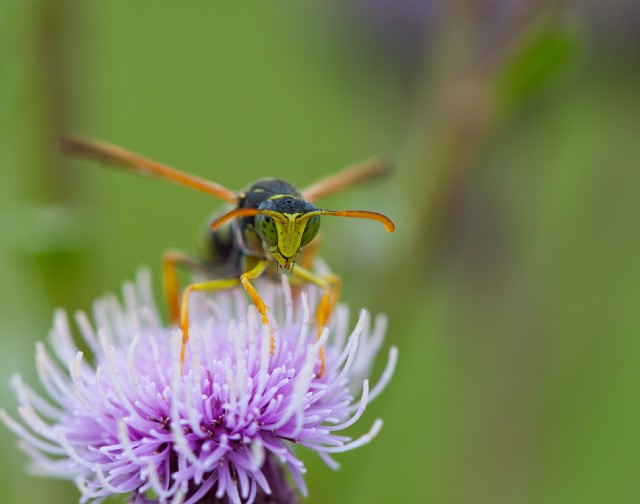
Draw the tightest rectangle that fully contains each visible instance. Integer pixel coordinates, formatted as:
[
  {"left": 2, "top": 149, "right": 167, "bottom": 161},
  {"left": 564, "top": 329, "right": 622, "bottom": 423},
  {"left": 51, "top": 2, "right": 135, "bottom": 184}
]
[
  {"left": 327, "top": 273, "right": 342, "bottom": 316},
  {"left": 239, "top": 260, "right": 274, "bottom": 354},
  {"left": 178, "top": 259, "right": 271, "bottom": 371},
  {"left": 297, "top": 234, "right": 323, "bottom": 271},
  {"left": 292, "top": 266, "right": 342, "bottom": 378},
  {"left": 179, "top": 277, "right": 240, "bottom": 370},
  {"left": 162, "top": 250, "right": 203, "bottom": 324}
]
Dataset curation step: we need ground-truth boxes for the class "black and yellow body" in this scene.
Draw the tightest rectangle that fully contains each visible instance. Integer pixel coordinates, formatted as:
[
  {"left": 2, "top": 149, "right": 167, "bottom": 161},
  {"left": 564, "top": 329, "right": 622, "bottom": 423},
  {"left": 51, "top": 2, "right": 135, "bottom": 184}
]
[
  {"left": 204, "top": 178, "right": 313, "bottom": 275},
  {"left": 61, "top": 137, "right": 395, "bottom": 376}
]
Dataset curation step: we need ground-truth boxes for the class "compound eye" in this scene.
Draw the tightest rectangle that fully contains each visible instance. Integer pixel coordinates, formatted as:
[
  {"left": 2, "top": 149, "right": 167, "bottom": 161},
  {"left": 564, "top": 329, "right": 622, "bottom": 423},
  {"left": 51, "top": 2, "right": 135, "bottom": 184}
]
[
  {"left": 300, "top": 215, "right": 321, "bottom": 247},
  {"left": 255, "top": 214, "right": 278, "bottom": 248}
]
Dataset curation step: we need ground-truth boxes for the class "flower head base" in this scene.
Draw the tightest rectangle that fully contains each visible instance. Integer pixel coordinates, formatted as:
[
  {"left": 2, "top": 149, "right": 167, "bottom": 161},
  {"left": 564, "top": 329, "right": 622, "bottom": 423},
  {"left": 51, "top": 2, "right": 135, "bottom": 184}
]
[{"left": 1, "top": 271, "right": 397, "bottom": 504}]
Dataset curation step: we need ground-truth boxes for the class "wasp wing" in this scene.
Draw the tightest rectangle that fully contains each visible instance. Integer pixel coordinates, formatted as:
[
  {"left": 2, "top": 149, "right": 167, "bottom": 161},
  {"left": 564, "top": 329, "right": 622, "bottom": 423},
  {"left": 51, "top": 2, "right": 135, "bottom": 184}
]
[
  {"left": 301, "top": 156, "right": 391, "bottom": 202},
  {"left": 60, "top": 137, "right": 238, "bottom": 203}
]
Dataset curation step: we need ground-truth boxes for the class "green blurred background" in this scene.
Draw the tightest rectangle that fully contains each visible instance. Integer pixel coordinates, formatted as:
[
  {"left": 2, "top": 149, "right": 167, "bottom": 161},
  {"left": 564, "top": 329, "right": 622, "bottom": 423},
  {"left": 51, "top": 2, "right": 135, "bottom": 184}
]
[{"left": 2, "top": 1, "right": 640, "bottom": 503}]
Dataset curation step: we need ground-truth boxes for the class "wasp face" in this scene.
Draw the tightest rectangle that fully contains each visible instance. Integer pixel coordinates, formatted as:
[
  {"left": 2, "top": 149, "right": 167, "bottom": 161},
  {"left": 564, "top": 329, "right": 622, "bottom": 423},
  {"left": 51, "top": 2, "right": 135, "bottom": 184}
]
[{"left": 254, "top": 197, "right": 321, "bottom": 272}]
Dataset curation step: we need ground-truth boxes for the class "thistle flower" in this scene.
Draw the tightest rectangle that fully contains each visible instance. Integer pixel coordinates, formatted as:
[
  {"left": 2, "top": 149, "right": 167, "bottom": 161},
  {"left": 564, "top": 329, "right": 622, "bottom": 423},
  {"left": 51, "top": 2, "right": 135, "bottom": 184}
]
[{"left": 1, "top": 271, "right": 397, "bottom": 504}]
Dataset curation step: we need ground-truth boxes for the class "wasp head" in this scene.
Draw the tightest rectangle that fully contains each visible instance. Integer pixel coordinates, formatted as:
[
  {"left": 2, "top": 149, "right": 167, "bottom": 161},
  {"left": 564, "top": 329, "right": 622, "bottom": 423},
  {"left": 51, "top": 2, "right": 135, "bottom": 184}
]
[
  {"left": 209, "top": 197, "right": 394, "bottom": 273},
  {"left": 254, "top": 197, "right": 320, "bottom": 272}
]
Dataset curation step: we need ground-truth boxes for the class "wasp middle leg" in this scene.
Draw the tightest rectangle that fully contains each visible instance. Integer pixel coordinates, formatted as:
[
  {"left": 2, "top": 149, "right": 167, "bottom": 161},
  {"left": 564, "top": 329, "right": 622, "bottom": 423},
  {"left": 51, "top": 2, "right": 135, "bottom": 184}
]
[
  {"left": 292, "top": 265, "right": 341, "bottom": 378},
  {"left": 162, "top": 250, "right": 207, "bottom": 324}
]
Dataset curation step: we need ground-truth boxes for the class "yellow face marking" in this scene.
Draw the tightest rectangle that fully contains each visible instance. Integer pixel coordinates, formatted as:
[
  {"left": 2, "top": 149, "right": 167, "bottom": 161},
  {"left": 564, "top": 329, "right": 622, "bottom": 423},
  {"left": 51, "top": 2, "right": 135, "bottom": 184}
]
[{"left": 269, "top": 213, "right": 308, "bottom": 271}]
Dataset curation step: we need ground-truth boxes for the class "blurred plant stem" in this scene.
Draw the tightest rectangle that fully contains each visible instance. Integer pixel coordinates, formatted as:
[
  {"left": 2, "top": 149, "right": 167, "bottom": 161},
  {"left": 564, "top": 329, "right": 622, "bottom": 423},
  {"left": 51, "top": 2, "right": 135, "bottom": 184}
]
[
  {"left": 397, "top": 1, "right": 572, "bottom": 288},
  {"left": 35, "top": 0, "right": 74, "bottom": 200},
  {"left": 28, "top": 0, "right": 91, "bottom": 310}
]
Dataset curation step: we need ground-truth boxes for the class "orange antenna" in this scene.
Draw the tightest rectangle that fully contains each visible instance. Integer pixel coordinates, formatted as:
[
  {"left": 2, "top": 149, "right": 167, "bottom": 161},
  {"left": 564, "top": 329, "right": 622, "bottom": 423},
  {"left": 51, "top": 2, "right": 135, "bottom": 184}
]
[
  {"left": 60, "top": 137, "right": 238, "bottom": 203},
  {"left": 305, "top": 209, "right": 395, "bottom": 232}
]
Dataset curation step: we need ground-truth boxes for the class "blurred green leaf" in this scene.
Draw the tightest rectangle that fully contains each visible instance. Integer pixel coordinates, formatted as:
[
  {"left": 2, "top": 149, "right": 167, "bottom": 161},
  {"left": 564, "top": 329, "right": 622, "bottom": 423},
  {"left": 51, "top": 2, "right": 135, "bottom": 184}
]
[{"left": 496, "top": 20, "right": 583, "bottom": 110}]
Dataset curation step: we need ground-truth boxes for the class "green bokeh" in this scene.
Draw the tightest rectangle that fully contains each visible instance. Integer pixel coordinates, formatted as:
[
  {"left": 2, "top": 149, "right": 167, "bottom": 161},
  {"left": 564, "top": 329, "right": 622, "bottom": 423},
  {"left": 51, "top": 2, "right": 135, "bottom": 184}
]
[{"left": 2, "top": 2, "right": 639, "bottom": 503}]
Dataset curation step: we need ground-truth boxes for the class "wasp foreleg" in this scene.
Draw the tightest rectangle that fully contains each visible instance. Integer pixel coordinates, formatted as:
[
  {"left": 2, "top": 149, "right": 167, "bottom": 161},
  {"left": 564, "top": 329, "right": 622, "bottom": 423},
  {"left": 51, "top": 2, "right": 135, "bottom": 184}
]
[{"left": 239, "top": 260, "right": 274, "bottom": 354}]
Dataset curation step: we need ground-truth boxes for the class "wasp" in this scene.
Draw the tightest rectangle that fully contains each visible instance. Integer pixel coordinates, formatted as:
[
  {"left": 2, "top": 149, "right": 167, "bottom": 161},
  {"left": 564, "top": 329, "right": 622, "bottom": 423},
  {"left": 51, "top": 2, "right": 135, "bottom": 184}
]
[{"left": 61, "top": 137, "right": 395, "bottom": 376}]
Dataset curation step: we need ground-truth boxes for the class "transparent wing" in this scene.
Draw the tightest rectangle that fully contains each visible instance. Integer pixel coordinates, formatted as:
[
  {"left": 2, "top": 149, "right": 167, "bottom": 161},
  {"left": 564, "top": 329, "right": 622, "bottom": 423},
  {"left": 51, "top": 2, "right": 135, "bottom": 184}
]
[
  {"left": 301, "top": 156, "right": 391, "bottom": 202},
  {"left": 61, "top": 137, "right": 238, "bottom": 203}
]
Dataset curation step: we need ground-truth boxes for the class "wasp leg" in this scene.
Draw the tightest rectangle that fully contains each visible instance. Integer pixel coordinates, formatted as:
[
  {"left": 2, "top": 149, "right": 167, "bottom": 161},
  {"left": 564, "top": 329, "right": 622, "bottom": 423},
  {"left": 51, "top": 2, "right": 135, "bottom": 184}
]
[
  {"left": 178, "top": 260, "right": 271, "bottom": 372},
  {"left": 327, "top": 273, "right": 342, "bottom": 315},
  {"left": 179, "top": 276, "right": 241, "bottom": 370},
  {"left": 297, "top": 235, "right": 323, "bottom": 271},
  {"left": 239, "top": 260, "right": 274, "bottom": 354},
  {"left": 292, "top": 265, "right": 341, "bottom": 378},
  {"left": 162, "top": 250, "right": 205, "bottom": 324}
]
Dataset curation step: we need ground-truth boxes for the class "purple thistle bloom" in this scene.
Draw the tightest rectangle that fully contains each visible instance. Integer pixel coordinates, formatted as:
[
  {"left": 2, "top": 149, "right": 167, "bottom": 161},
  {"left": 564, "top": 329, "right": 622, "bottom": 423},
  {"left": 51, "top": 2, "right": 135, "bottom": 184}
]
[{"left": 1, "top": 271, "right": 397, "bottom": 504}]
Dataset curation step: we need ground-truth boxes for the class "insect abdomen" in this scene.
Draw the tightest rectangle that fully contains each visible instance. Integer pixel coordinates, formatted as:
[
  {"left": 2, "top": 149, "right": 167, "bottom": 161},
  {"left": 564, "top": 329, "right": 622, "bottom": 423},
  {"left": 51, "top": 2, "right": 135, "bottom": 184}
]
[{"left": 203, "top": 223, "right": 242, "bottom": 273}]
